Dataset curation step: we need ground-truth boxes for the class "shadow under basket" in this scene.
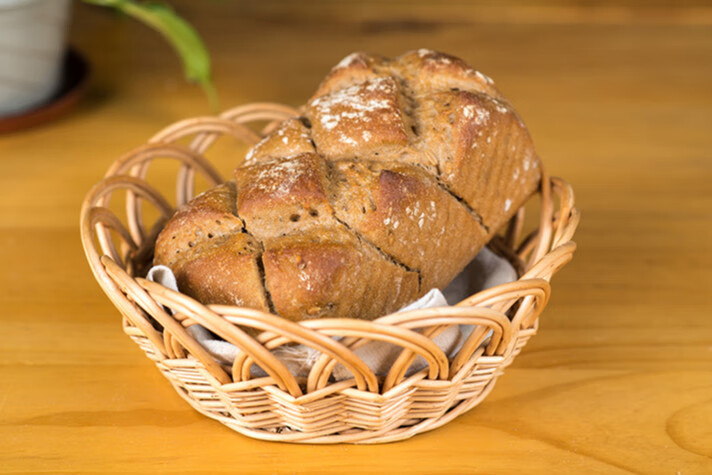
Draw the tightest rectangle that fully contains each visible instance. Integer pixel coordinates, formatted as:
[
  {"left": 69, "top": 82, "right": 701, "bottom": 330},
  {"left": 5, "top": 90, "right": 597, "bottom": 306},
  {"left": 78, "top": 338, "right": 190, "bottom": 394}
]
[{"left": 80, "top": 103, "right": 579, "bottom": 444}]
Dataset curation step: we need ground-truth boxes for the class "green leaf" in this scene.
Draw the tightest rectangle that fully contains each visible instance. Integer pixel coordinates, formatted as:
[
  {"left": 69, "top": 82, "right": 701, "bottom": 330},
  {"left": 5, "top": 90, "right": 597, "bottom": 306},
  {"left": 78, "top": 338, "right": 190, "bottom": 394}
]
[{"left": 83, "top": 0, "right": 218, "bottom": 110}]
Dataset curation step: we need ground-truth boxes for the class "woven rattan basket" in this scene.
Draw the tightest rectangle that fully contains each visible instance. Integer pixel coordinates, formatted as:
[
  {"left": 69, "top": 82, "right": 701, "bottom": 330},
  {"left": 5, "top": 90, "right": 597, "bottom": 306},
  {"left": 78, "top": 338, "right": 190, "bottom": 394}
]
[{"left": 80, "top": 103, "right": 579, "bottom": 444}]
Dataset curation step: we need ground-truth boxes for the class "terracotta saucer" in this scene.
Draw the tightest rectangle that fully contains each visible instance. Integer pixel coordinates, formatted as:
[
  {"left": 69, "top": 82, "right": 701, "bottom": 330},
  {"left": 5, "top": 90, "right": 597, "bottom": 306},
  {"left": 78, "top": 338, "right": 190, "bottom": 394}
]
[{"left": 0, "top": 48, "right": 90, "bottom": 134}]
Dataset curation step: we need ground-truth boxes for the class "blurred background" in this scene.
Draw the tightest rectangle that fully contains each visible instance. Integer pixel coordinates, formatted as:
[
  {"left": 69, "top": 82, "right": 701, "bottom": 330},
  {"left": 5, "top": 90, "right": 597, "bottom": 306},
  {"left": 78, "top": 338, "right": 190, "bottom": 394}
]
[{"left": 1, "top": 1, "right": 711, "bottom": 473}]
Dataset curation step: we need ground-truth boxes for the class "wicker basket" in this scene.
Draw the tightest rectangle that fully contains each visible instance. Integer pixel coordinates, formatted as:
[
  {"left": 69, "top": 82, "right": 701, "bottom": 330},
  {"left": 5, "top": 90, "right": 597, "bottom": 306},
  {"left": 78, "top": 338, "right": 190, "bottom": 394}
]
[{"left": 80, "top": 103, "right": 579, "bottom": 444}]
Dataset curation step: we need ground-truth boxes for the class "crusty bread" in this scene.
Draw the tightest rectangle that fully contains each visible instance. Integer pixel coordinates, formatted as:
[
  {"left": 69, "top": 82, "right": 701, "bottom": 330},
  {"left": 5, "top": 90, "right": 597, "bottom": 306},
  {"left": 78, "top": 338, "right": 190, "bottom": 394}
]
[{"left": 154, "top": 49, "right": 541, "bottom": 322}]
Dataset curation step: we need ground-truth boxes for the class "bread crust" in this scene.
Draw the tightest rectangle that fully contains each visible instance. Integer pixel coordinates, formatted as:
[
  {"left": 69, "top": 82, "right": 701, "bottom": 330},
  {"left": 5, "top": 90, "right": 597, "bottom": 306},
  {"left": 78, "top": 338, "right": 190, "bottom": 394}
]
[{"left": 154, "top": 49, "right": 541, "bottom": 322}]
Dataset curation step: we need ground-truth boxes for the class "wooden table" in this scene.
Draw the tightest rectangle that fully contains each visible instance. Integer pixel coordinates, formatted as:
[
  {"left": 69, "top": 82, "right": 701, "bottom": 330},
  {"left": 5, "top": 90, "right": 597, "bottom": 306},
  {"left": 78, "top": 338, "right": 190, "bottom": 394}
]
[{"left": 2, "top": 1, "right": 711, "bottom": 473}]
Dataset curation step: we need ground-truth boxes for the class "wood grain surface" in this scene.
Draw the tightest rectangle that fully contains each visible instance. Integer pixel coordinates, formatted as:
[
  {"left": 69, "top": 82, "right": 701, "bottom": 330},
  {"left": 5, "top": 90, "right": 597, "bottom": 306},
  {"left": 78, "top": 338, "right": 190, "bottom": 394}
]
[{"left": 1, "top": 1, "right": 711, "bottom": 473}]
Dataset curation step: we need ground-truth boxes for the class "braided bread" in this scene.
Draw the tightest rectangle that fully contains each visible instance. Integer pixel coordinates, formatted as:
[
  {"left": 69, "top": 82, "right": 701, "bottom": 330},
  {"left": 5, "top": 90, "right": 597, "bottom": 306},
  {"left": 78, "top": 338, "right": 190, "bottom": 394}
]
[{"left": 154, "top": 49, "right": 541, "bottom": 322}]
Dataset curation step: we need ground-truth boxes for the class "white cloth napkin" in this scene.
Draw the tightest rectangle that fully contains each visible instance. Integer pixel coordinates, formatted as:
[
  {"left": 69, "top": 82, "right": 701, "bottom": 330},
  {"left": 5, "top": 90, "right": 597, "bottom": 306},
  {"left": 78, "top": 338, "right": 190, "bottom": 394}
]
[{"left": 146, "top": 247, "right": 517, "bottom": 380}]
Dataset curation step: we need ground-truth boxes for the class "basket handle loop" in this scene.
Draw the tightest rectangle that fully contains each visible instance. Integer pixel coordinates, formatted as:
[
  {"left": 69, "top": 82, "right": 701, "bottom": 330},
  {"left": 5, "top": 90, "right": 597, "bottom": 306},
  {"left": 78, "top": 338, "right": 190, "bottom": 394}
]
[
  {"left": 521, "top": 242, "right": 576, "bottom": 283},
  {"left": 212, "top": 306, "right": 379, "bottom": 394},
  {"left": 525, "top": 167, "right": 554, "bottom": 268},
  {"left": 377, "top": 307, "right": 511, "bottom": 390},
  {"left": 301, "top": 319, "right": 450, "bottom": 393},
  {"left": 550, "top": 177, "right": 575, "bottom": 246},
  {"left": 82, "top": 176, "right": 174, "bottom": 269}
]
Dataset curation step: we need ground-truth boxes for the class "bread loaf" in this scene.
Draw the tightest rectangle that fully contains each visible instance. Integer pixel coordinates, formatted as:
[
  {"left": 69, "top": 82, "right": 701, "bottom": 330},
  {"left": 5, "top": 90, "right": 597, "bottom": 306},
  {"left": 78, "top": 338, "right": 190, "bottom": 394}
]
[{"left": 154, "top": 49, "right": 541, "bottom": 322}]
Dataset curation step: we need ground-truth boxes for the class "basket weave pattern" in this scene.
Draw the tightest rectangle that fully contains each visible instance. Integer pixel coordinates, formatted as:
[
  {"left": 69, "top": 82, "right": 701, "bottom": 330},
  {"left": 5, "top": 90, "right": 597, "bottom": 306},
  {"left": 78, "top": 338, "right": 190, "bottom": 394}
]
[{"left": 80, "top": 103, "right": 579, "bottom": 444}]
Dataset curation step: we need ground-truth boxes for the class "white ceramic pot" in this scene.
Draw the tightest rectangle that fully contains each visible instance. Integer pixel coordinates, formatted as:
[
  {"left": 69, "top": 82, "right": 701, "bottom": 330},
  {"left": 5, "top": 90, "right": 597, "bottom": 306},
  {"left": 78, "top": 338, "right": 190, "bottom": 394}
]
[{"left": 0, "top": 0, "right": 72, "bottom": 117}]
